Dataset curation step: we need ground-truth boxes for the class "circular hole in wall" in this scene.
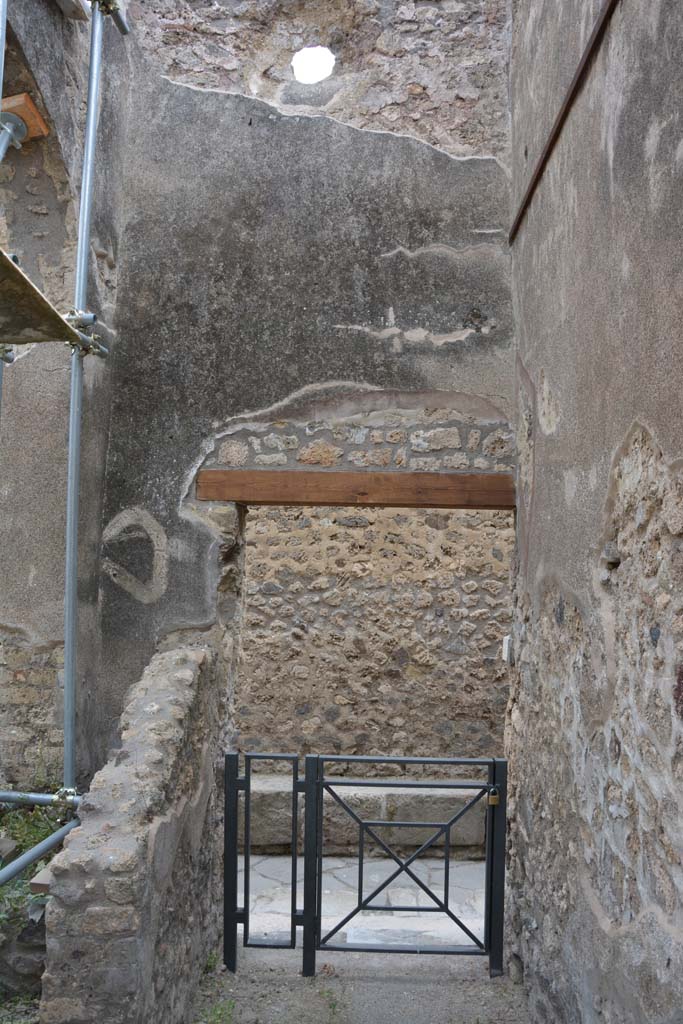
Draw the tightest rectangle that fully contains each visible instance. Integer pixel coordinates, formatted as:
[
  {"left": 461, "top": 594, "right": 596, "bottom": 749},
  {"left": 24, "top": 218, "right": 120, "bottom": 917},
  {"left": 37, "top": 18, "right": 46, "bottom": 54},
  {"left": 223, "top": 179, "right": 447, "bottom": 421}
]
[{"left": 291, "top": 45, "right": 336, "bottom": 85}]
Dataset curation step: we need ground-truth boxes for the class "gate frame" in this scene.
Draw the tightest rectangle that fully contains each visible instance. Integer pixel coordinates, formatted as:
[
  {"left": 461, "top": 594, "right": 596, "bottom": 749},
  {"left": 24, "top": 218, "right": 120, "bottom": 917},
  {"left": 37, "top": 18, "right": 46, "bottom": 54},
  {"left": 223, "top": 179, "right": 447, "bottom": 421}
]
[{"left": 224, "top": 752, "right": 507, "bottom": 978}]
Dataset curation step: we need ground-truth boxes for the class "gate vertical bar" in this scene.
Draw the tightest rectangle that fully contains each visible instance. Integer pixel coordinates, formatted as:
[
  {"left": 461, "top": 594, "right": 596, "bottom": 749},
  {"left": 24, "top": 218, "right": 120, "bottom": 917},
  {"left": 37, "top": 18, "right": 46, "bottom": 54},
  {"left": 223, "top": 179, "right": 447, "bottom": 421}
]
[
  {"left": 224, "top": 753, "right": 239, "bottom": 972},
  {"left": 488, "top": 758, "right": 507, "bottom": 977},
  {"left": 302, "top": 754, "right": 319, "bottom": 977},
  {"left": 483, "top": 760, "right": 494, "bottom": 952},
  {"left": 290, "top": 757, "right": 299, "bottom": 949},
  {"left": 243, "top": 756, "right": 252, "bottom": 945}
]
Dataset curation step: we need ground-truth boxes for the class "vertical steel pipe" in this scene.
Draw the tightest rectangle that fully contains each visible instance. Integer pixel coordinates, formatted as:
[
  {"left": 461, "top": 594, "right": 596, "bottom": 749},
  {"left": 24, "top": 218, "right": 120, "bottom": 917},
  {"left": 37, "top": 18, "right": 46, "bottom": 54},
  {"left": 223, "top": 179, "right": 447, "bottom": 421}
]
[
  {"left": 74, "top": 4, "right": 103, "bottom": 314},
  {"left": 0, "top": 818, "right": 80, "bottom": 887},
  {"left": 0, "top": 126, "right": 11, "bottom": 162},
  {"left": 0, "top": 0, "right": 7, "bottom": 98},
  {"left": 63, "top": 3, "right": 104, "bottom": 790}
]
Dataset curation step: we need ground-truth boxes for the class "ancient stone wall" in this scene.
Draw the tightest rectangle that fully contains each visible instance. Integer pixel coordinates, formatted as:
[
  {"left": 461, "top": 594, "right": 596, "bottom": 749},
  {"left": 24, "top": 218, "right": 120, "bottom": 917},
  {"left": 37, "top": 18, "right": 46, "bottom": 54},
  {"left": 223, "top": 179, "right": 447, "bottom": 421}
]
[
  {"left": 40, "top": 647, "right": 225, "bottom": 1024},
  {"left": 508, "top": 2, "right": 683, "bottom": 1020},
  {"left": 207, "top": 406, "right": 515, "bottom": 475},
  {"left": 0, "top": 0, "right": 514, "bottom": 783},
  {"left": 237, "top": 504, "right": 513, "bottom": 764}
]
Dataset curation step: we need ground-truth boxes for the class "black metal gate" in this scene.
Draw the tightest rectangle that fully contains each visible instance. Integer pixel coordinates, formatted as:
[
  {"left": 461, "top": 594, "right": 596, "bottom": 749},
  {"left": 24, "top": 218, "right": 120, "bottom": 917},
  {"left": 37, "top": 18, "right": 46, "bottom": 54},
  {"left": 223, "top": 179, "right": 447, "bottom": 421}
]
[{"left": 224, "top": 753, "right": 507, "bottom": 977}]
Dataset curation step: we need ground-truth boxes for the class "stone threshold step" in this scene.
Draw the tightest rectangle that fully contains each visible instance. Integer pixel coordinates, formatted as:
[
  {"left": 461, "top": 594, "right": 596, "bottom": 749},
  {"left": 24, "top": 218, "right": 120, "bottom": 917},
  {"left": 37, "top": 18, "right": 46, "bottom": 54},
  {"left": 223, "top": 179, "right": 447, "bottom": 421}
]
[{"left": 244, "top": 774, "right": 486, "bottom": 856}]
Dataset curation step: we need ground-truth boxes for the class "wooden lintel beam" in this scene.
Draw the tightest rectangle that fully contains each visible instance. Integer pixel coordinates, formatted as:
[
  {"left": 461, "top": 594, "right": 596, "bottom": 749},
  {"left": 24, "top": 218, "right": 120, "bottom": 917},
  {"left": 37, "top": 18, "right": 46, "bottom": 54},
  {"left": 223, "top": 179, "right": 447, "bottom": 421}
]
[{"left": 196, "top": 469, "right": 516, "bottom": 511}]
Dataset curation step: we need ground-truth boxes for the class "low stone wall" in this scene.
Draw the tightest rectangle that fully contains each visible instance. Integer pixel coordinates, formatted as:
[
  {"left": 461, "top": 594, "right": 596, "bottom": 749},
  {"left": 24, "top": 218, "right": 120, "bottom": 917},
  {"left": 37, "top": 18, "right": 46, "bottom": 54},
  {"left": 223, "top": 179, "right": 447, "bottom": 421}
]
[{"left": 39, "top": 647, "right": 224, "bottom": 1024}]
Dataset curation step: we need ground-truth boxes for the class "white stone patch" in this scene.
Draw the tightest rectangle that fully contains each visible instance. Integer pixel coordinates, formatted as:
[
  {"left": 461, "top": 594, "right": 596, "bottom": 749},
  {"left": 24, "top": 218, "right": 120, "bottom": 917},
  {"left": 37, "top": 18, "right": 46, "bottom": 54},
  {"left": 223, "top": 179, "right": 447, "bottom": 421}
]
[
  {"left": 102, "top": 506, "right": 169, "bottom": 604},
  {"left": 291, "top": 46, "right": 335, "bottom": 85}
]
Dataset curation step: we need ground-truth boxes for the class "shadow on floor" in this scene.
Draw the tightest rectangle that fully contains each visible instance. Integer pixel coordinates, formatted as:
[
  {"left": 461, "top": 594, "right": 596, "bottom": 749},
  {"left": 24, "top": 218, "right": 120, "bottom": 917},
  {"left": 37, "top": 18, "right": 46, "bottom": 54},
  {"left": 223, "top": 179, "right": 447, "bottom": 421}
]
[{"left": 193, "top": 947, "right": 528, "bottom": 1024}]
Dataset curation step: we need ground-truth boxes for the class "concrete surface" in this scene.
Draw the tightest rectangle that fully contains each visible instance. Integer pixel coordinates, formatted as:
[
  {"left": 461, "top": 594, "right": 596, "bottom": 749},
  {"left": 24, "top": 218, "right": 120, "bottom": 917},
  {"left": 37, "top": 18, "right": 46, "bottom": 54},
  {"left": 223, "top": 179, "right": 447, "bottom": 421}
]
[
  {"left": 193, "top": 856, "right": 526, "bottom": 1024},
  {"left": 193, "top": 948, "right": 526, "bottom": 1024}
]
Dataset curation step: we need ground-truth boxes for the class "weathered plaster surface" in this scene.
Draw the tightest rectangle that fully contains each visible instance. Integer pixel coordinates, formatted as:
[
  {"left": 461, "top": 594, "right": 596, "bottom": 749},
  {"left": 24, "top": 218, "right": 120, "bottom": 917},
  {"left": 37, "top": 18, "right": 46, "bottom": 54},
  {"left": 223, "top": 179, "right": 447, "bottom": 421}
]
[
  {"left": 95, "top": 53, "right": 513, "bottom": 773},
  {"left": 0, "top": 2, "right": 514, "bottom": 787},
  {"left": 509, "top": 1, "right": 683, "bottom": 1020},
  {"left": 130, "top": 0, "right": 510, "bottom": 158}
]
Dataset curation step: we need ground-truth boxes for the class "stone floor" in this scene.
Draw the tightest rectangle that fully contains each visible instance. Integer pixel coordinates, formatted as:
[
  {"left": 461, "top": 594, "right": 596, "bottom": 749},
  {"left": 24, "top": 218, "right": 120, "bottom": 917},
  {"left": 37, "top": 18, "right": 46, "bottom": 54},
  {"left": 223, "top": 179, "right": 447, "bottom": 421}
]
[
  {"left": 245, "top": 855, "right": 487, "bottom": 946},
  {"left": 192, "top": 856, "right": 528, "bottom": 1024}
]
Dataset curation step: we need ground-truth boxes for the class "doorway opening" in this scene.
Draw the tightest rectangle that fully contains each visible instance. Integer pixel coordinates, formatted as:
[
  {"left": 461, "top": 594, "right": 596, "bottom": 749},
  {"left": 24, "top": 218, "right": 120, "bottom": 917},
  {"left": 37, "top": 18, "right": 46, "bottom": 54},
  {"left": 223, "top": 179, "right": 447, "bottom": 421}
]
[{"left": 223, "top": 501, "right": 514, "bottom": 958}]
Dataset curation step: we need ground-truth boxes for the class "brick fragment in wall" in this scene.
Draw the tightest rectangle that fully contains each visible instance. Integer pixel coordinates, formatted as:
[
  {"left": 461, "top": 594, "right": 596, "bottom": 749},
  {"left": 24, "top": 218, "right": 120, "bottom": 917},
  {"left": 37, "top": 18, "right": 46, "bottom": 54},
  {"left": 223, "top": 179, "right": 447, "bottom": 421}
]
[
  {"left": 236, "top": 505, "right": 514, "bottom": 773},
  {"left": 297, "top": 440, "right": 344, "bottom": 466},
  {"left": 410, "top": 427, "right": 462, "bottom": 452},
  {"left": 410, "top": 457, "right": 442, "bottom": 471},
  {"left": 482, "top": 428, "right": 513, "bottom": 457},
  {"left": 218, "top": 439, "right": 249, "bottom": 465},
  {"left": 254, "top": 452, "right": 288, "bottom": 465},
  {"left": 348, "top": 448, "right": 393, "bottom": 467}
]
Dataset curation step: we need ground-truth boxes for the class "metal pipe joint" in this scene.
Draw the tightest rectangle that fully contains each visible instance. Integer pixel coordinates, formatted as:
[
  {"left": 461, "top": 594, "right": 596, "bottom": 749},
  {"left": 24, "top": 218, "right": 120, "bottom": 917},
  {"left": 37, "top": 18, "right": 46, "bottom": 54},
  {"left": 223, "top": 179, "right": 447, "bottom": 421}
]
[{"left": 0, "top": 112, "right": 27, "bottom": 163}]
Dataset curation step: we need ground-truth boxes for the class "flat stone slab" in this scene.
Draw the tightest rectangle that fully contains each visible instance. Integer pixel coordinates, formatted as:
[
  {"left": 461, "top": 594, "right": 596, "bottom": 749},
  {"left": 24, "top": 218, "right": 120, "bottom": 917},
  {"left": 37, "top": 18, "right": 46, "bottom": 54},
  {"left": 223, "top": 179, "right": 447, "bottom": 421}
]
[
  {"left": 246, "top": 775, "right": 487, "bottom": 855},
  {"left": 241, "top": 855, "right": 486, "bottom": 949}
]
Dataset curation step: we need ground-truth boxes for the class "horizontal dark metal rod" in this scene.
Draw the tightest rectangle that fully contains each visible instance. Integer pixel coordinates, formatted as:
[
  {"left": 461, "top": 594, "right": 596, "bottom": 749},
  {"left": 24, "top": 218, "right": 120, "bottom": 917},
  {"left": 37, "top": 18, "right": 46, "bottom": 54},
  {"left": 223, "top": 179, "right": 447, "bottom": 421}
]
[
  {"left": 245, "top": 753, "right": 299, "bottom": 761},
  {"left": 319, "top": 943, "right": 486, "bottom": 956},
  {"left": 246, "top": 939, "right": 296, "bottom": 950},
  {"left": 364, "top": 904, "right": 450, "bottom": 913},
  {"left": 321, "top": 755, "right": 495, "bottom": 766},
  {"left": 0, "top": 818, "right": 79, "bottom": 886},
  {"left": 323, "top": 780, "right": 489, "bottom": 790},
  {"left": 508, "top": 0, "right": 622, "bottom": 243},
  {"left": 362, "top": 820, "right": 451, "bottom": 828},
  {"left": 0, "top": 790, "right": 81, "bottom": 808}
]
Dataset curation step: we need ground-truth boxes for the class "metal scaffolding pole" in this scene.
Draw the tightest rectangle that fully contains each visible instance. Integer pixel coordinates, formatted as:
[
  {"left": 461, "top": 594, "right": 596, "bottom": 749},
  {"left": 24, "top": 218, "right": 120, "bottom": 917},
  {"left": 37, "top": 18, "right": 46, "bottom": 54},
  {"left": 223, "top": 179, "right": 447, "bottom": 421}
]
[
  {"left": 0, "top": 790, "right": 81, "bottom": 809},
  {"left": 0, "top": 5, "right": 131, "bottom": 891},
  {"left": 0, "top": 0, "right": 7, "bottom": 97},
  {"left": 63, "top": 2, "right": 104, "bottom": 790},
  {"left": 0, "top": 819, "right": 80, "bottom": 886}
]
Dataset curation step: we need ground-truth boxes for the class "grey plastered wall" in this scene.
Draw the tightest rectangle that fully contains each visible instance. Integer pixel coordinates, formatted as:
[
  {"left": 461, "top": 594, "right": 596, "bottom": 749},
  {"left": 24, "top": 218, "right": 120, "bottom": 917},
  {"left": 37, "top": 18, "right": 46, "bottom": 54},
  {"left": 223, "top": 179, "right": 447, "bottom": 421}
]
[
  {"left": 0, "top": 2, "right": 130, "bottom": 786},
  {"left": 0, "top": 4, "right": 515, "bottom": 782},
  {"left": 508, "top": 2, "right": 683, "bottom": 1021},
  {"left": 92, "top": 32, "right": 515, "bottom": 774}
]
